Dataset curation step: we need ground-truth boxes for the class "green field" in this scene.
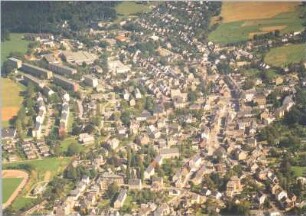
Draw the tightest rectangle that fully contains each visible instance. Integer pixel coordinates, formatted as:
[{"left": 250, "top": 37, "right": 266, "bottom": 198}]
[
  {"left": 3, "top": 157, "right": 71, "bottom": 210},
  {"left": 60, "top": 137, "right": 78, "bottom": 153},
  {"left": 3, "top": 157, "right": 71, "bottom": 180},
  {"left": 1, "top": 33, "right": 29, "bottom": 65},
  {"left": 3, "top": 178, "right": 23, "bottom": 203},
  {"left": 292, "top": 166, "right": 306, "bottom": 177},
  {"left": 1, "top": 78, "right": 26, "bottom": 127},
  {"left": 115, "top": 2, "right": 152, "bottom": 22},
  {"left": 264, "top": 44, "right": 306, "bottom": 67},
  {"left": 209, "top": 10, "right": 304, "bottom": 44}
]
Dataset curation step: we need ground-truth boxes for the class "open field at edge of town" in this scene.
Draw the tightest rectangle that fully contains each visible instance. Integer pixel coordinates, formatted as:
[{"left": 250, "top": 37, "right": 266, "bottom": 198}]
[
  {"left": 115, "top": 2, "right": 152, "bottom": 23},
  {"left": 1, "top": 33, "right": 29, "bottom": 65},
  {"left": 264, "top": 43, "right": 306, "bottom": 67},
  {"left": 219, "top": 2, "right": 298, "bottom": 23},
  {"left": 1, "top": 78, "right": 25, "bottom": 127},
  {"left": 209, "top": 2, "right": 304, "bottom": 44}
]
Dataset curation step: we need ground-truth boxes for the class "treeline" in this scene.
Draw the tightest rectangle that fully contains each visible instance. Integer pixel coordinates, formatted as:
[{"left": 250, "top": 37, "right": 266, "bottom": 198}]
[{"left": 1, "top": 1, "right": 118, "bottom": 34}]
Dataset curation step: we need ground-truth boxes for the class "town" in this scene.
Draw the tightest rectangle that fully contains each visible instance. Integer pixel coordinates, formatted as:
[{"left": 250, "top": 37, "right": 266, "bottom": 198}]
[{"left": 1, "top": 1, "right": 306, "bottom": 216}]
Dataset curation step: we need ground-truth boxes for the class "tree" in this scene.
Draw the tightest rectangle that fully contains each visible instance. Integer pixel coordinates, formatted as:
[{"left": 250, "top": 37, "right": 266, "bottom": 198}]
[
  {"left": 106, "top": 182, "right": 119, "bottom": 201},
  {"left": 120, "top": 111, "right": 131, "bottom": 126},
  {"left": 145, "top": 97, "right": 156, "bottom": 112},
  {"left": 242, "top": 78, "right": 255, "bottom": 90},
  {"left": 67, "top": 143, "right": 81, "bottom": 156},
  {"left": 188, "top": 91, "right": 198, "bottom": 103}
]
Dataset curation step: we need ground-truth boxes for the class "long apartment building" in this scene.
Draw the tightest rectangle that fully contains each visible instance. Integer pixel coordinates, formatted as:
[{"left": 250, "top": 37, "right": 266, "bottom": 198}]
[
  {"left": 22, "top": 73, "right": 46, "bottom": 89},
  {"left": 21, "top": 63, "right": 53, "bottom": 79},
  {"left": 48, "top": 63, "right": 77, "bottom": 76},
  {"left": 53, "top": 74, "right": 79, "bottom": 92}
]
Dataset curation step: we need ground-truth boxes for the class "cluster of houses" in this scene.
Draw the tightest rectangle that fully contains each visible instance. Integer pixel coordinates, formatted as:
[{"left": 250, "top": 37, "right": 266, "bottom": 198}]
[{"left": 3, "top": 1, "right": 306, "bottom": 215}]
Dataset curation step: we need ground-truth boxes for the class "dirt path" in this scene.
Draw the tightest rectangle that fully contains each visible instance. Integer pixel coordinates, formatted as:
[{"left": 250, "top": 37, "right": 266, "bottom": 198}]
[{"left": 2, "top": 169, "right": 29, "bottom": 209}]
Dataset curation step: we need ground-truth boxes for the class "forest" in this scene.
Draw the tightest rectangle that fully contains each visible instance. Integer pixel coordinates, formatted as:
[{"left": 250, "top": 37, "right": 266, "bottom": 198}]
[{"left": 1, "top": 1, "right": 118, "bottom": 34}]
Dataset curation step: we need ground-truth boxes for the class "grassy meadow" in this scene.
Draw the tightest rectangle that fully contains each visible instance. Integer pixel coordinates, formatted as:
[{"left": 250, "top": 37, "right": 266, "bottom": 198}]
[
  {"left": 264, "top": 44, "right": 306, "bottom": 67},
  {"left": 1, "top": 33, "right": 29, "bottom": 65},
  {"left": 115, "top": 2, "right": 153, "bottom": 22}
]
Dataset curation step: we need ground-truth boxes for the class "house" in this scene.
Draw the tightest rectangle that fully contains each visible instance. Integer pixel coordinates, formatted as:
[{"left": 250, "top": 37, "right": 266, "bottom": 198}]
[
  {"left": 107, "top": 138, "right": 119, "bottom": 150},
  {"left": 273, "top": 76, "right": 283, "bottom": 85},
  {"left": 233, "top": 149, "right": 248, "bottom": 161},
  {"left": 98, "top": 172, "right": 124, "bottom": 189},
  {"left": 83, "top": 75, "right": 98, "bottom": 88},
  {"left": 152, "top": 177, "right": 163, "bottom": 190},
  {"left": 154, "top": 204, "right": 170, "bottom": 216},
  {"left": 78, "top": 133, "right": 95, "bottom": 144},
  {"left": 160, "top": 148, "right": 180, "bottom": 159},
  {"left": 253, "top": 94, "right": 267, "bottom": 108},
  {"left": 128, "top": 179, "right": 142, "bottom": 190},
  {"left": 136, "top": 134, "right": 150, "bottom": 145},
  {"left": 226, "top": 176, "right": 243, "bottom": 197},
  {"left": 114, "top": 189, "right": 127, "bottom": 209},
  {"left": 144, "top": 165, "right": 155, "bottom": 180},
  {"left": 136, "top": 110, "right": 152, "bottom": 121},
  {"left": 1, "top": 128, "right": 17, "bottom": 140}
]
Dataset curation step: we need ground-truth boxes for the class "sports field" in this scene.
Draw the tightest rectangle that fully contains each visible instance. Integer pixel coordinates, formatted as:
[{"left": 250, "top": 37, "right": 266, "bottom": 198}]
[
  {"left": 3, "top": 157, "right": 71, "bottom": 211},
  {"left": 264, "top": 44, "right": 306, "bottom": 67},
  {"left": 209, "top": 2, "right": 304, "bottom": 44},
  {"left": 1, "top": 78, "right": 25, "bottom": 127},
  {"left": 3, "top": 178, "right": 23, "bottom": 203},
  {"left": 2, "top": 170, "right": 29, "bottom": 209},
  {"left": 1, "top": 33, "right": 29, "bottom": 65}
]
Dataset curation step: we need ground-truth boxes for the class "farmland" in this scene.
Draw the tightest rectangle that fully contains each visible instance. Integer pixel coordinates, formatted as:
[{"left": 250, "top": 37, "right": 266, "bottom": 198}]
[
  {"left": 209, "top": 2, "right": 304, "bottom": 44},
  {"left": 1, "top": 78, "right": 25, "bottom": 127},
  {"left": 264, "top": 44, "right": 306, "bottom": 67},
  {"left": 1, "top": 33, "right": 29, "bottom": 65}
]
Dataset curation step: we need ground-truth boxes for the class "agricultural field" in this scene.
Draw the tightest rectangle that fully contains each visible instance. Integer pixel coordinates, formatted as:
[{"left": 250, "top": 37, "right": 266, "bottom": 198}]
[
  {"left": 264, "top": 44, "right": 306, "bottom": 67},
  {"left": 3, "top": 157, "right": 71, "bottom": 211},
  {"left": 1, "top": 33, "right": 29, "bottom": 65},
  {"left": 1, "top": 78, "right": 25, "bottom": 127},
  {"left": 3, "top": 178, "right": 23, "bottom": 204},
  {"left": 115, "top": 2, "right": 153, "bottom": 22},
  {"left": 209, "top": 2, "right": 304, "bottom": 44}
]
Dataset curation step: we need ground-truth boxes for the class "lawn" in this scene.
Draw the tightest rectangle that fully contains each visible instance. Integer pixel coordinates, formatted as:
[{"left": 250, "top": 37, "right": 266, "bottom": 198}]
[
  {"left": 115, "top": 2, "right": 152, "bottom": 22},
  {"left": 1, "top": 78, "right": 26, "bottom": 127},
  {"left": 209, "top": 3, "right": 304, "bottom": 44},
  {"left": 3, "top": 157, "right": 71, "bottom": 211},
  {"left": 60, "top": 137, "right": 78, "bottom": 153},
  {"left": 1, "top": 33, "right": 29, "bottom": 65},
  {"left": 292, "top": 166, "right": 306, "bottom": 177},
  {"left": 3, "top": 178, "right": 23, "bottom": 203},
  {"left": 264, "top": 44, "right": 306, "bottom": 67}
]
